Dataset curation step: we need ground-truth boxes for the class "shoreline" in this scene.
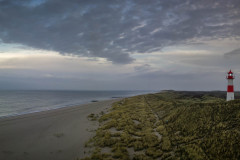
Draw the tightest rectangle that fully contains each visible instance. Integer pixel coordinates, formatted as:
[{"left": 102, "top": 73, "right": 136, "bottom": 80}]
[
  {"left": 0, "top": 90, "right": 153, "bottom": 119},
  {"left": 0, "top": 97, "right": 122, "bottom": 120},
  {"left": 0, "top": 97, "right": 119, "bottom": 121},
  {"left": 0, "top": 98, "right": 121, "bottom": 160},
  {"left": 0, "top": 96, "right": 124, "bottom": 120}
]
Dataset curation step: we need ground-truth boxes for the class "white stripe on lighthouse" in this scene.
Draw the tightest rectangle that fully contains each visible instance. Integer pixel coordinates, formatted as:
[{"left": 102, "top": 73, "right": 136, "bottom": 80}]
[
  {"left": 227, "top": 92, "right": 234, "bottom": 101},
  {"left": 228, "top": 79, "right": 233, "bottom": 86}
]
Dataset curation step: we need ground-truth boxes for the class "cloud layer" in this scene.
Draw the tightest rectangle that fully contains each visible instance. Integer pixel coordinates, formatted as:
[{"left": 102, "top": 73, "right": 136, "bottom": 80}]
[
  {"left": 224, "top": 48, "right": 240, "bottom": 57},
  {"left": 0, "top": 0, "right": 240, "bottom": 63}
]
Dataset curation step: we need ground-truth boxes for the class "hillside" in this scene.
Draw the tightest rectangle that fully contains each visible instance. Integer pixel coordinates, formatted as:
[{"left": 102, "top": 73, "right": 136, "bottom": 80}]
[{"left": 81, "top": 91, "right": 240, "bottom": 160}]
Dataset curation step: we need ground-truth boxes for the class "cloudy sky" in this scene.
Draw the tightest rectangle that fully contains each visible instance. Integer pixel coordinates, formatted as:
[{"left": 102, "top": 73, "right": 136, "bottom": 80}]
[{"left": 0, "top": 0, "right": 240, "bottom": 90}]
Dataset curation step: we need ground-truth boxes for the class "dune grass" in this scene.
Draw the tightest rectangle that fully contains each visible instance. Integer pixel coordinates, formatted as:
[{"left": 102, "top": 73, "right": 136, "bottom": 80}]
[{"left": 81, "top": 91, "right": 240, "bottom": 160}]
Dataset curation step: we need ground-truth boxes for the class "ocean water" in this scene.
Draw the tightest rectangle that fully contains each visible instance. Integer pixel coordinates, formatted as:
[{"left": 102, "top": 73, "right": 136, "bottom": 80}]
[{"left": 0, "top": 90, "right": 155, "bottom": 118}]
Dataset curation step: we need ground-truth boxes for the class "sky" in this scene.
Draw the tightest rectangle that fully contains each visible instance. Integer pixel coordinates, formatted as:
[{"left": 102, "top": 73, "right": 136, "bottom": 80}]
[{"left": 0, "top": 0, "right": 240, "bottom": 91}]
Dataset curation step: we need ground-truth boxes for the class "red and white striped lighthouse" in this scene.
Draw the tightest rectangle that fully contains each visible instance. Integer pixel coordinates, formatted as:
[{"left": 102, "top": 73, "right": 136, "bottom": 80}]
[{"left": 226, "top": 70, "right": 234, "bottom": 101}]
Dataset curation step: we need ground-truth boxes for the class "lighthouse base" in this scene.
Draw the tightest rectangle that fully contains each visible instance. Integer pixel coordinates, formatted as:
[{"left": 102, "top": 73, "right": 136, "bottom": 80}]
[{"left": 227, "top": 92, "right": 234, "bottom": 101}]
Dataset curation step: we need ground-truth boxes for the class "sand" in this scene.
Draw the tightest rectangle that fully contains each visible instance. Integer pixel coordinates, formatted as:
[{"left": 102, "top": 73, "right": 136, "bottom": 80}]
[{"left": 0, "top": 99, "right": 119, "bottom": 160}]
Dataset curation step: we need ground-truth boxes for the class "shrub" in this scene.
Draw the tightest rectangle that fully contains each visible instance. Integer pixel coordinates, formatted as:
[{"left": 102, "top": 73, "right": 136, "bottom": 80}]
[{"left": 161, "top": 137, "right": 171, "bottom": 151}]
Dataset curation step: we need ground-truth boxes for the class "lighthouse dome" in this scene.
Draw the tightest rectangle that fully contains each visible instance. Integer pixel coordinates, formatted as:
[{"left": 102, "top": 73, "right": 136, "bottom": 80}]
[{"left": 227, "top": 70, "right": 234, "bottom": 79}]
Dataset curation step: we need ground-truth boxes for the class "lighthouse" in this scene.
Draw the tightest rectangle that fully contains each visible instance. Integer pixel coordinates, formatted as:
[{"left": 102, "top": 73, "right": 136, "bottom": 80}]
[{"left": 226, "top": 70, "right": 234, "bottom": 101}]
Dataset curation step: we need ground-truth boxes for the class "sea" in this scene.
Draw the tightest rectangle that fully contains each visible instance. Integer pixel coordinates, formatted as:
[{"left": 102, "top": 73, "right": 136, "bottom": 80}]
[{"left": 0, "top": 90, "right": 157, "bottom": 118}]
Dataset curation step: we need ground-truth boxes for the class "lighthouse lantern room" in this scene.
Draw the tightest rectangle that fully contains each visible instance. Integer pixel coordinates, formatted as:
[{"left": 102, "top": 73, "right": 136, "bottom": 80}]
[{"left": 226, "top": 70, "right": 234, "bottom": 101}]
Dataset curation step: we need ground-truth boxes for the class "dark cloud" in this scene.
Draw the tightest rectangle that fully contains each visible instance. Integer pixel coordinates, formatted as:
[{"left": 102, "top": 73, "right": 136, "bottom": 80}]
[{"left": 0, "top": 0, "right": 240, "bottom": 63}]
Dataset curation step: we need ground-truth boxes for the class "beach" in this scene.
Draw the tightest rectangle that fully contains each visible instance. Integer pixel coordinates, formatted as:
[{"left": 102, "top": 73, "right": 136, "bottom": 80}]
[{"left": 0, "top": 99, "right": 119, "bottom": 160}]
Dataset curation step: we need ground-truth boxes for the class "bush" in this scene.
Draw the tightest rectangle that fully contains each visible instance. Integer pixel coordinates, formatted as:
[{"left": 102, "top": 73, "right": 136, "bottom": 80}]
[{"left": 161, "top": 137, "right": 171, "bottom": 151}]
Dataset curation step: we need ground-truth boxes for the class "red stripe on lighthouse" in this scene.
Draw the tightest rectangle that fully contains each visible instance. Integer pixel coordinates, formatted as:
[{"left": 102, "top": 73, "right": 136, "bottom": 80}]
[{"left": 227, "top": 85, "right": 234, "bottom": 92}]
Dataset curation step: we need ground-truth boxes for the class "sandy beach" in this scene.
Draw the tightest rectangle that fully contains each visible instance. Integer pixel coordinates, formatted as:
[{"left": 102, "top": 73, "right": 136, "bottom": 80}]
[{"left": 0, "top": 99, "right": 119, "bottom": 160}]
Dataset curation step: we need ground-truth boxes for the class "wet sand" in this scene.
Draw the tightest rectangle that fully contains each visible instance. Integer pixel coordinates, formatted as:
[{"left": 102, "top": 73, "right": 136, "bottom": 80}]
[{"left": 0, "top": 99, "right": 119, "bottom": 160}]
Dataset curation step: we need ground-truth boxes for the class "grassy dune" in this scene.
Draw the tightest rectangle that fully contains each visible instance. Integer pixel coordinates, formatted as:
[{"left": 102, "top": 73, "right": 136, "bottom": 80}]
[{"left": 81, "top": 91, "right": 240, "bottom": 160}]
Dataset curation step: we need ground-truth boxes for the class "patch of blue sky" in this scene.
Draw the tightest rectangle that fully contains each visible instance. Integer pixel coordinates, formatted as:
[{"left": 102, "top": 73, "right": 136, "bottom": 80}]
[{"left": 0, "top": 42, "right": 30, "bottom": 53}]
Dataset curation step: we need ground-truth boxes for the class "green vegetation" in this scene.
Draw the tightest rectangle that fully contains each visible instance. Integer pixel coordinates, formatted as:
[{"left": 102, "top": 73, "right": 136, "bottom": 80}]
[
  {"left": 81, "top": 91, "right": 240, "bottom": 160},
  {"left": 87, "top": 113, "right": 99, "bottom": 121}
]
